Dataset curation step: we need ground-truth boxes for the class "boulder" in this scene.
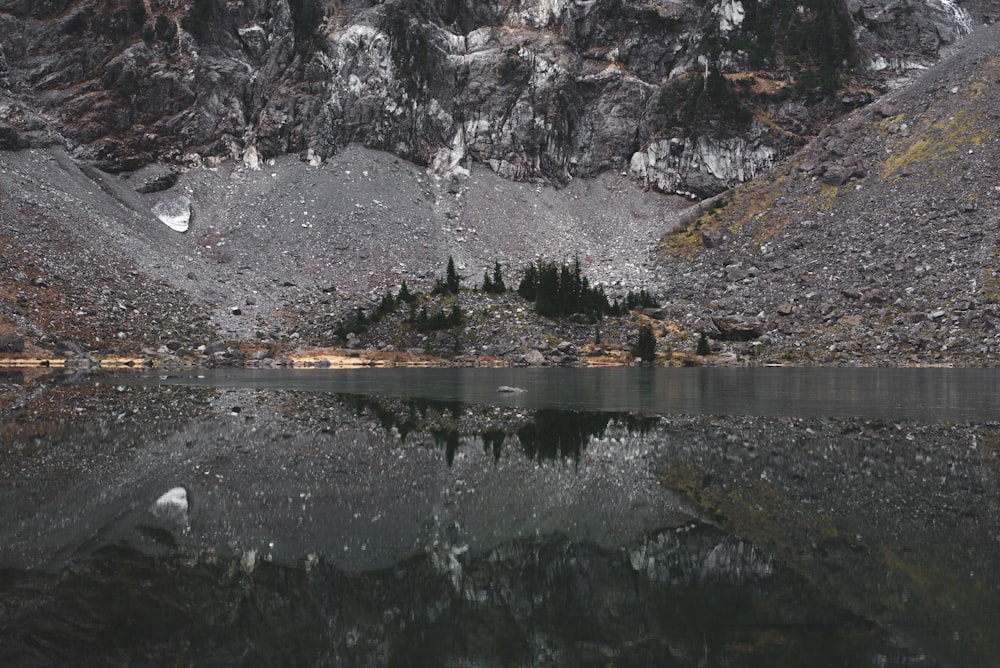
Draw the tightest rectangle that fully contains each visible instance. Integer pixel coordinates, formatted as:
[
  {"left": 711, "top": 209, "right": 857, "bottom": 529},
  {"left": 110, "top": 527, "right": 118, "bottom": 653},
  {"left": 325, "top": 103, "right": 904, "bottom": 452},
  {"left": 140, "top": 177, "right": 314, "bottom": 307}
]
[
  {"left": 524, "top": 349, "right": 545, "bottom": 366},
  {"left": 713, "top": 316, "right": 762, "bottom": 342},
  {"left": 0, "top": 334, "right": 25, "bottom": 353}
]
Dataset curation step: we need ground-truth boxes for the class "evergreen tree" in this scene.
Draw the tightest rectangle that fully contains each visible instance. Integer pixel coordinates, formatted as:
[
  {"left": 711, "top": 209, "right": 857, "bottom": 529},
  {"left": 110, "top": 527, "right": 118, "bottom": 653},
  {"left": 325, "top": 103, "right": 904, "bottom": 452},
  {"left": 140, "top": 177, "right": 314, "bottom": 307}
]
[
  {"left": 374, "top": 291, "right": 395, "bottom": 320},
  {"left": 705, "top": 62, "right": 729, "bottom": 105},
  {"left": 446, "top": 256, "right": 460, "bottom": 294},
  {"left": 518, "top": 264, "right": 539, "bottom": 300},
  {"left": 482, "top": 270, "right": 494, "bottom": 293},
  {"left": 492, "top": 261, "right": 506, "bottom": 293},
  {"left": 449, "top": 302, "right": 464, "bottom": 327},
  {"left": 696, "top": 331, "right": 711, "bottom": 356},
  {"left": 397, "top": 280, "right": 414, "bottom": 303},
  {"left": 535, "top": 263, "right": 560, "bottom": 317},
  {"left": 632, "top": 324, "right": 657, "bottom": 364}
]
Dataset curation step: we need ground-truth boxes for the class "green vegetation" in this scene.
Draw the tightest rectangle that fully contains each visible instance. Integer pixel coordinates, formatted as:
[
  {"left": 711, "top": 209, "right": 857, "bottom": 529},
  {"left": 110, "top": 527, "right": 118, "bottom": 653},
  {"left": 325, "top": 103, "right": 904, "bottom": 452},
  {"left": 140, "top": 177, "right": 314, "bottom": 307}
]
[
  {"left": 432, "top": 256, "right": 462, "bottom": 295},
  {"left": 333, "top": 259, "right": 466, "bottom": 341},
  {"left": 517, "top": 259, "right": 610, "bottom": 320},
  {"left": 185, "top": 0, "right": 323, "bottom": 54},
  {"left": 332, "top": 256, "right": 663, "bottom": 348},
  {"left": 63, "top": 11, "right": 89, "bottom": 35},
  {"left": 128, "top": 0, "right": 147, "bottom": 28},
  {"left": 482, "top": 261, "right": 507, "bottom": 294},
  {"left": 659, "top": 0, "right": 855, "bottom": 134},
  {"left": 154, "top": 14, "right": 177, "bottom": 42},
  {"left": 696, "top": 331, "right": 711, "bottom": 356},
  {"left": 658, "top": 65, "right": 753, "bottom": 133},
  {"left": 410, "top": 302, "right": 464, "bottom": 333},
  {"left": 632, "top": 323, "right": 657, "bottom": 363},
  {"left": 880, "top": 109, "right": 989, "bottom": 179},
  {"left": 737, "top": 0, "right": 853, "bottom": 89},
  {"left": 517, "top": 259, "right": 659, "bottom": 321},
  {"left": 396, "top": 280, "right": 416, "bottom": 304},
  {"left": 623, "top": 288, "right": 659, "bottom": 311}
]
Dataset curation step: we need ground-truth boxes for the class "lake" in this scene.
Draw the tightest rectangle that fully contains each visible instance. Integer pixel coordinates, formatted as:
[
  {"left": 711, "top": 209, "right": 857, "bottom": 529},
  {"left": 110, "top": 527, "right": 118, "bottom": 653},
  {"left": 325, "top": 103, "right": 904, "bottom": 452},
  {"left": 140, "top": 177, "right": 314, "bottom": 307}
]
[{"left": 2, "top": 367, "right": 998, "bottom": 667}]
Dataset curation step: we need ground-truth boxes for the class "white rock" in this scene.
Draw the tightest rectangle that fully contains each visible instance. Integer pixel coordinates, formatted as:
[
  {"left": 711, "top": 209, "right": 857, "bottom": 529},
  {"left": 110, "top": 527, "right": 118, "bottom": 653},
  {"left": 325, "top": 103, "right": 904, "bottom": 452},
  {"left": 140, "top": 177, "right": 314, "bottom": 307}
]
[
  {"left": 243, "top": 144, "right": 262, "bottom": 171},
  {"left": 150, "top": 486, "right": 189, "bottom": 523}
]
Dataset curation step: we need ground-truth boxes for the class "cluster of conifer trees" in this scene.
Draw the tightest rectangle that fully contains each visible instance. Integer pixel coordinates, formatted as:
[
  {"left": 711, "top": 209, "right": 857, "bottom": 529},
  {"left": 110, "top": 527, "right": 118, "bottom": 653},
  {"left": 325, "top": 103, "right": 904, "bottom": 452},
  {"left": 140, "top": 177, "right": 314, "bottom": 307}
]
[
  {"left": 334, "top": 257, "right": 661, "bottom": 342},
  {"left": 516, "top": 259, "right": 658, "bottom": 320}
]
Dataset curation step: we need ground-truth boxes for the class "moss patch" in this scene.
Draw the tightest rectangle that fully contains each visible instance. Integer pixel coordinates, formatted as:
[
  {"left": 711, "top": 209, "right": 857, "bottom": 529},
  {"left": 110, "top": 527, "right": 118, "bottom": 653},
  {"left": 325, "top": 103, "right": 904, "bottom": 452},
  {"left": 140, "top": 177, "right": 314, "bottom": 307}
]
[{"left": 880, "top": 109, "right": 989, "bottom": 179}]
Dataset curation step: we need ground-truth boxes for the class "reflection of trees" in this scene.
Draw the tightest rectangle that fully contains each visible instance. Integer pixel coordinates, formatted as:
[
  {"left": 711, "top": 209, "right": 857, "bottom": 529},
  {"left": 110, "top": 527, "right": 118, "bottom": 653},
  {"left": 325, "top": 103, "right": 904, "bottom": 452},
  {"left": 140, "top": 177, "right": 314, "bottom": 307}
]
[
  {"left": 332, "top": 395, "right": 659, "bottom": 465},
  {"left": 517, "top": 410, "right": 614, "bottom": 462}
]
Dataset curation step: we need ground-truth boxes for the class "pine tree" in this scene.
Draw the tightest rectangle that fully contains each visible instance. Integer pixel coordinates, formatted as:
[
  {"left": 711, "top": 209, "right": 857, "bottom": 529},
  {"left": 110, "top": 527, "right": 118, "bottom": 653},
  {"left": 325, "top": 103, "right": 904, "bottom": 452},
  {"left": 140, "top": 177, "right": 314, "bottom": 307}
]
[
  {"left": 375, "top": 292, "right": 395, "bottom": 320},
  {"left": 535, "top": 264, "right": 560, "bottom": 317},
  {"left": 518, "top": 264, "right": 539, "bottom": 300},
  {"left": 632, "top": 324, "right": 657, "bottom": 364},
  {"left": 449, "top": 302, "right": 464, "bottom": 327},
  {"left": 446, "top": 256, "right": 460, "bottom": 294},
  {"left": 696, "top": 331, "right": 711, "bottom": 356},
  {"left": 482, "top": 270, "right": 494, "bottom": 293},
  {"left": 397, "top": 280, "right": 414, "bottom": 303},
  {"left": 492, "top": 261, "right": 506, "bottom": 293}
]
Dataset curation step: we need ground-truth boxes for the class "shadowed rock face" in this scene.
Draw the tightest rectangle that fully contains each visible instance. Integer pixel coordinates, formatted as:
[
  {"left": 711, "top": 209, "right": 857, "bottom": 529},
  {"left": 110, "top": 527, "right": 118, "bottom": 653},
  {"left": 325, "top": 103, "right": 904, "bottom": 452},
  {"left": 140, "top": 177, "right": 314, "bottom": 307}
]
[{"left": 0, "top": 0, "right": 987, "bottom": 194}]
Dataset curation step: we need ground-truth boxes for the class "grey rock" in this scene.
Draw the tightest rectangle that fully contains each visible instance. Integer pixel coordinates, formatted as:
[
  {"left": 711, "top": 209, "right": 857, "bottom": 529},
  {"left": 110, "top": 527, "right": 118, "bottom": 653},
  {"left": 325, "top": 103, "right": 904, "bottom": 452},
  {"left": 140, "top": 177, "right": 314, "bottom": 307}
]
[
  {"left": 713, "top": 316, "right": 762, "bottom": 342},
  {"left": 556, "top": 341, "right": 577, "bottom": 354},
  {"left": 0, "top": 334, "right": 25, "bottom": 353},
  {"left": 524, "top": 349, "right": 546, "bottom": 366},
  {"left": 0, "top": 0, "right": 977, "bottom": 195}
]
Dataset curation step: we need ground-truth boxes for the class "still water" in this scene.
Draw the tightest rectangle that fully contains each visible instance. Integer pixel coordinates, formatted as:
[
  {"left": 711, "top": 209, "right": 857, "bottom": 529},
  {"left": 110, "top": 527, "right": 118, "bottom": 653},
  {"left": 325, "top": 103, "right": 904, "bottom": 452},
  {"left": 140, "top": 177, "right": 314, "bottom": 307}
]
[{"left": 2, "top": 367, "right": 999, "bottom": 667}]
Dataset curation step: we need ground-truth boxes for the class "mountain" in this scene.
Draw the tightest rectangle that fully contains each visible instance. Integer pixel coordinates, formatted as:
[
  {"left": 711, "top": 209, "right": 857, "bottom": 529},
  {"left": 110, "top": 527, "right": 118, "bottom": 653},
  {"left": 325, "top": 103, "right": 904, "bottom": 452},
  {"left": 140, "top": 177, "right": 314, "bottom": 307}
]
[
  {"left": 0, "top": 0, "right": 998, "bottom": 365},
  {"left": 655, "top": 23, "right": 1000, "bottom": 365},
  {"left": 0, "top": 0, "right": 988, "bottom": 193}
]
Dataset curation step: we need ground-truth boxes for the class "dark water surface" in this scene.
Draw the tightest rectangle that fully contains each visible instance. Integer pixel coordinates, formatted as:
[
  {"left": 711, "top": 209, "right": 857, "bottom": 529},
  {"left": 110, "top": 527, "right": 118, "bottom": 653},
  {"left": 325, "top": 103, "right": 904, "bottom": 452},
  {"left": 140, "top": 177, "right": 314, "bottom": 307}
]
[
  {"left": 2, "top": 367, "right": 999, "bottom": 667},
  {"left": 136, "top": 366, "right": 1000, "bottom": 421}
]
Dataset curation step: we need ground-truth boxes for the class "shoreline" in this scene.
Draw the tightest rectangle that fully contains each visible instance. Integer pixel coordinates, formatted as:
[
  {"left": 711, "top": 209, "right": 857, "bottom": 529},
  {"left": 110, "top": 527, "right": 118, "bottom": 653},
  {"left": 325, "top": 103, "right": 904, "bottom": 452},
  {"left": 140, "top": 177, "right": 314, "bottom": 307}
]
[{"left": 0, "top": 348, "right": 638, "bottom": 370}]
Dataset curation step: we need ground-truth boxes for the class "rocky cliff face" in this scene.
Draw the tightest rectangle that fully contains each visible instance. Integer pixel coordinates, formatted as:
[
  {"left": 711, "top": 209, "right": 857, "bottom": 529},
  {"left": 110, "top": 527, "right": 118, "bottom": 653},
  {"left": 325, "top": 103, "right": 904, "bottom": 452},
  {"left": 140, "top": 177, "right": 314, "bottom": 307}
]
[{"left": 0, "top": 0, "right": 988, "bottom": 196}]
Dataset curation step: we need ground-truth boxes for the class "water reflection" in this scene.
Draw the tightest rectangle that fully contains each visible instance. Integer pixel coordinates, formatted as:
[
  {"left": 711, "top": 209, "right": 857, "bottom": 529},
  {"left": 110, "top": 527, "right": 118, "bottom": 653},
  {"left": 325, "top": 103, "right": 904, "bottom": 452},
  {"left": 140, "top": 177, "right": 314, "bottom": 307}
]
[
  {"left": 2, "top": 369, "right": 998, "bottom": 666},
  {"left": 333, "top": 393, "right": 659, "bottom": 464}
]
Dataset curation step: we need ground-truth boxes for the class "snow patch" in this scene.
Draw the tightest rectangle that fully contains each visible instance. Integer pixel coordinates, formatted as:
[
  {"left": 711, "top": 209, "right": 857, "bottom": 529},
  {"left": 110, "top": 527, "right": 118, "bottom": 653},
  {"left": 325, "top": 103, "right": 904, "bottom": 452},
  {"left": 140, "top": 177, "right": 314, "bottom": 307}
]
[
  {"left": 713, "top": 0, "right": 746, "bottom": 34},
  {"left": 152, "top": 196, "right": 191, "bottom": 233}
]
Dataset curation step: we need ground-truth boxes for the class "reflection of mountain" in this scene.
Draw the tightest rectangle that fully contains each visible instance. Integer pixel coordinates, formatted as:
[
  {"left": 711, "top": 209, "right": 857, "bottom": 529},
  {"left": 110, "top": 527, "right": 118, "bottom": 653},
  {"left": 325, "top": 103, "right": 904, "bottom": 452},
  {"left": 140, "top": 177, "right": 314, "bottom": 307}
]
[
  {"left": 659, "top": 414, "right": 1000, "bottom": 668},
  {"left": 335, "top": 394, "right": 660, "bottom": 464},
  {"left": 0, "top": 526, "right": 918, "bottom": 667},
  {"left": 2, "top": 375, "right": 997, "bottom": 666}
]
